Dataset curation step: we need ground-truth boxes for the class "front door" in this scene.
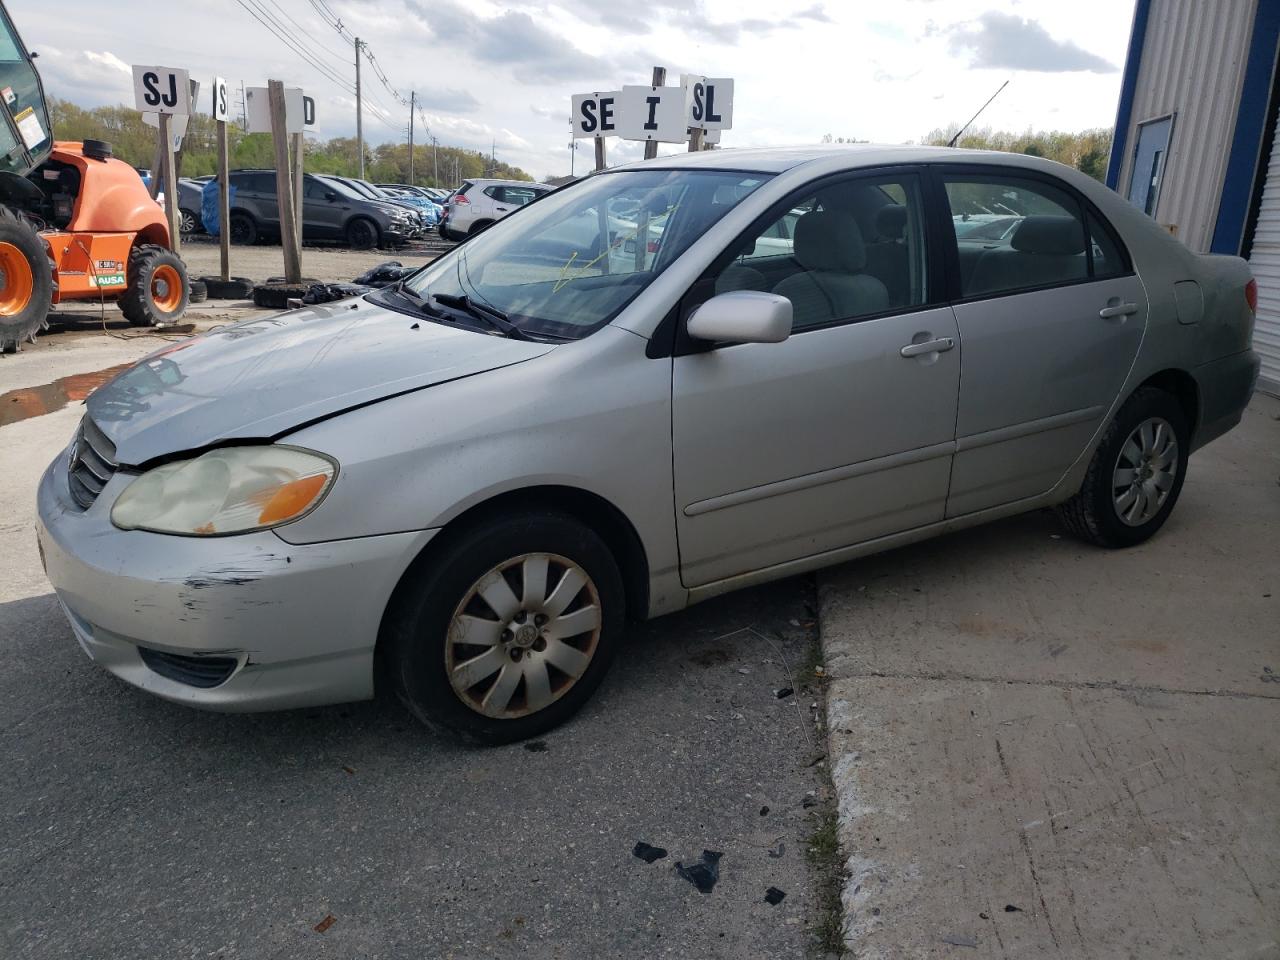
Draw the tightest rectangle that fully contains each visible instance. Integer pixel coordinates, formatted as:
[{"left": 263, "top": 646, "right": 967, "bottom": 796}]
[
  {"left": 672, "top": 171, "right": 960, "bottom": 587},
  {"left": 938, "top": 169, "right": 1148, "bottom": 517}
]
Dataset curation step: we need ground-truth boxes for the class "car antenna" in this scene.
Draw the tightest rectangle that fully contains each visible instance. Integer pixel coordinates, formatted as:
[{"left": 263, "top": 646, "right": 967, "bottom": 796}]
[{"left": 947, "top": 80, "right": 1010, "bottom": 148}]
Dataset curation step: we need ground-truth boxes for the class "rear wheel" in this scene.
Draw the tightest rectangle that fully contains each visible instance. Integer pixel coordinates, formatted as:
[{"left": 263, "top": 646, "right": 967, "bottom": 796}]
[
  {"left": 120, "top": 245, "right": 189, "bottom": 327},
  {"left": 468, "top": 219, "right": 494, "bottom": 236},
  {"left": 228, "top": 212, "right": 257, "bottom": 245},
  {"left": 1055, "top": 387, "right": 1190, "bottom": 547},
  {"left": 386, "top": 512, "right": 625, "bottom": 744},
  {"left": 0, "top": 206, "right": 52, "bottom": 353},
  {"left": 179, "top": 208, "right": 199, "bottom": 234}
]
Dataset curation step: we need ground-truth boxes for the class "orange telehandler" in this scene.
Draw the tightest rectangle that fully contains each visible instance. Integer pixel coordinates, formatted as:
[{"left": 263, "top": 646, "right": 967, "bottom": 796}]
[{"left": 0, "top": 3, "right": 189, "bottom": 353}]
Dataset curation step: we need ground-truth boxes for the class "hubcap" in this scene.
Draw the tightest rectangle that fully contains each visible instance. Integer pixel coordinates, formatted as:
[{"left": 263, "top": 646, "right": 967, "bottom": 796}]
[
  {"left": 0, "top": 241, "right": 35, "bottom": 317},
  {"left": 445, "top": 553, "right": 602, "bottom": 719},
  {"left": 1112, "top": 416, "right": 1178, "bottom": 527}
]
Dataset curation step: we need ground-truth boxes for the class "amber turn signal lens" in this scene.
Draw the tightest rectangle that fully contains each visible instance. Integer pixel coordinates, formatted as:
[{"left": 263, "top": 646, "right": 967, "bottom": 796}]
[{"left": 258, "top": 474, "right": 328, "bottom": 525}]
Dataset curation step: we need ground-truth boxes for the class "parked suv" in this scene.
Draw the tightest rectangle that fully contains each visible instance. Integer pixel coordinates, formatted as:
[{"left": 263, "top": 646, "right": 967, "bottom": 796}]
[
  {"left": 227, "top": 170, "right": 419, "bottom": 249},
  {"left": 440, "top": 178, "right": 551, "bottom": 240}
]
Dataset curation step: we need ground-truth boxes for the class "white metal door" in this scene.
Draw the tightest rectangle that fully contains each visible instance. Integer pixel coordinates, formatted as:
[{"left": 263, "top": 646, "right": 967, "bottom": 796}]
[{"left": 1248, "top": 104, "right": 1280, "bottom": 396}]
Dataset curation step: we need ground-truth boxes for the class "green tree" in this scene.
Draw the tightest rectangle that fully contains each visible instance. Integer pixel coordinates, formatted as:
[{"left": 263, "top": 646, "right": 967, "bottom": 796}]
[{"left": 920, "top": 124, "right": 1114, "bottom": 181}]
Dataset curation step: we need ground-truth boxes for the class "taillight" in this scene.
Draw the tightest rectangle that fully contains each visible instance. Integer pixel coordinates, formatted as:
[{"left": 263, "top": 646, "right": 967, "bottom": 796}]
[
  {"left": 1245, "top": 278, "right": 1257, "bottom": 314},
  {"left": 454, "top": 195, "right": 469, "bottom": 205}
]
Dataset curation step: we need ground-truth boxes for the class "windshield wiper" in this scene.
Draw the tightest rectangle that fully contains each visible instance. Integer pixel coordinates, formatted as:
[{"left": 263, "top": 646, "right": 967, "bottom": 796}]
[{"left": 431, "top": 292, "right": 533, "bottom": 341}]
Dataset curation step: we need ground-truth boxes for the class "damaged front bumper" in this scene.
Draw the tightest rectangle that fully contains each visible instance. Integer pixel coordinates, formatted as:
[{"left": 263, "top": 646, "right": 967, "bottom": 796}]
[{"left": 36, "top": 444, "right": 435, "bottom": 712}]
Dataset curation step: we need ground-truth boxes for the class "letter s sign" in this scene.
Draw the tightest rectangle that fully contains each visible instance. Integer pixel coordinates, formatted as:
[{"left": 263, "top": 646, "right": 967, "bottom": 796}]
[{"left": 212, "top": 76, "right": 230, "bottom": 123}]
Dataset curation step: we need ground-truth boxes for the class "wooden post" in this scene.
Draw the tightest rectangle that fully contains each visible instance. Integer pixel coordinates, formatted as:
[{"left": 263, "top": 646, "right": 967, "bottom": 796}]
[
  {"left": 148, "top": 138, "right": 163, "bottom": 199},
  {"left": 216, "top": 118, "right": 230, "bottom": 281},
  {"left": 290, "top": 130, "right": 304, "bottom": 251},
  {"left": 157, "top": 113, "right": 181, "bottom": 255},
  {"left": 643, "top": 66, "right": 666, "bottom": 160},
  {"left": 593, "top": 135, "right": 606, "bottom": 171},
  {"left": 269, "top": 80, "right": 302, "bottom": 283},
  {"left": 688, "top": 127, "right": 704, "bottom": 152}
]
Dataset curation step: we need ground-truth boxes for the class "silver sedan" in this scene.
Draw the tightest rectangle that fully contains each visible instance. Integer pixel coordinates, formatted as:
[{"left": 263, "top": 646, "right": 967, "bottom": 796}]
[{"left": 36, "top": 146, "right": 1261, "bottom": 743}]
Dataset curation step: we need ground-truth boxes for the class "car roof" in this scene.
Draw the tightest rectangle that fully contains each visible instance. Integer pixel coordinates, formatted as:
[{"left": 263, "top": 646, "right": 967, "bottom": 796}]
[
  {"left": 465, "top": 178, "right": 552, "bottom": 188},
  {"left": 607, "top": 144, "right": 1081, "bottom": 176}
]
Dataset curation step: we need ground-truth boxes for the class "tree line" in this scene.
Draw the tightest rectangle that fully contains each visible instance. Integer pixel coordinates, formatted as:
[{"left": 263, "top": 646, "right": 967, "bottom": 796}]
[
  {"left": 48, "top": 98, "right": 534, "bottom": 186},
  {"left": 921, "top": 125, "right": 1113, "bottom": 180}
]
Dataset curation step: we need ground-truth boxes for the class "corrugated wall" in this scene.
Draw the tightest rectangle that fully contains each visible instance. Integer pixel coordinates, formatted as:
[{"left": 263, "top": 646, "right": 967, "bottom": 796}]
[{"left": 1118, "top": 0, "right": 1257, "bottom": 252}]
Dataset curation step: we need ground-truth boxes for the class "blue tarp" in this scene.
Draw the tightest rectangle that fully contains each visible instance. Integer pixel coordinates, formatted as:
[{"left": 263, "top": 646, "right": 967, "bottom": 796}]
[{"left": 201, "top": 180, "right": 235, "bottom": 236}]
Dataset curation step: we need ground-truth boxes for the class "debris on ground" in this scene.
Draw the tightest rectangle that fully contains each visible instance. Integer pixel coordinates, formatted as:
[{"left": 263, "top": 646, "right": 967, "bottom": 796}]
[
  {"left": 299, "top": 282, "right": 370, "bottom": 305},
  {"left": 675, "top": 850, "right": 722, "bottom": 893},
  {"left": 765, "top": 886, "right": 787, "bottom": 905},
  {"left": 353, "top": 260, "right": 414, "bottom": 287},
  {"left": 633, "top": 841, "right": 668, "bottom": 864},
  {"left": 767, "top": 841, "right": 786, "bottom": 858},
  {"left": 523, "top": 740, "right": 549, "bottom": 753},
  {"left": 940, "top": 933, "right": 978, "bottom": 947},
  {"left": 313, "top": 914, "right": 336, "bottom": 934},
  {"left": 759, "top": 805, "right": 770, "bottom": 816},
  {"left": 1004, "top": 904, "right": 1022, "bottom": 913},
  {"left": 775, "top": 687, "right": 794, "bottom": 699}
]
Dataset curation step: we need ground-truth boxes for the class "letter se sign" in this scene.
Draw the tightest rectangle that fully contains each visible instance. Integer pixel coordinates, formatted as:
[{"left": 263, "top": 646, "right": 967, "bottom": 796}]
[
  {"left": 571, "top": 91, "right": 620, "bottom": 139},
  {"left": 132, "top": 66, "right": 192, "bottom": 115}
]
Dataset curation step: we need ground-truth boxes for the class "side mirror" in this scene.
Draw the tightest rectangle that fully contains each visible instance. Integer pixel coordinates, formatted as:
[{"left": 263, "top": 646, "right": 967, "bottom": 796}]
[{"left": 687, "top": 291, "right": 792, "bottom": 345}]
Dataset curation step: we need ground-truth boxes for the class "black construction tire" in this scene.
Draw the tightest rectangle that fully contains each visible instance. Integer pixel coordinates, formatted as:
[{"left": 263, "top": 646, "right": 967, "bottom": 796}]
[
  {"left": 120, "top": 244, "right": 189, "bottom": 327},
  {"left": 468, "top": 219, "right": 494, "bottom": 236},
  {"left": 0, "top": 205, "right": 53, "bottom": 351},
  {"left": 346, "top": 217, "right": 380, "bottom": 250},
  {"left": 385, "top": 511, "right": 626, "bottom": 745},
  {"left": 198, "top": 276, "right": 255, "bottom": 300},
  {"left": 188, "top": 279, "right": 207, "bottom": 303},
  {"left": 1055, "top": 386, "right": 1190, "bottom": 548},
  {"left": 228, "top": 212, "right": 258, "bottom": 245}
]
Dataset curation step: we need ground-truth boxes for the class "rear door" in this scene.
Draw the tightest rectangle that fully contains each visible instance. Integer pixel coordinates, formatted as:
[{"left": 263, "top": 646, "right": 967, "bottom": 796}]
[
  {"left": 671, "top": 169, "right": 961, "bottom": 586},
  {"left": 936, "top": 167, "right": 1147, "bottom": 516}
]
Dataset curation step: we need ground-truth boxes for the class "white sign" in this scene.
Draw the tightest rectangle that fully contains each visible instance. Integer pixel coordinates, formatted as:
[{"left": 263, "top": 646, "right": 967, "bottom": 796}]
[
  {"left": 570, "top": 90, "right": 621, "bottom": 139},
  {"left": 144, "top": 80, "right": 198, "bottom": 150},
  {"left": 212, "top": 76, "right": 230, "bottom": 123},
  {"left": 245, "top": 86, "right": 315, "bottom": 134},
  {"left": 682, "top": 75, "right": 734, "bottom": 130},
  {"left": 616, "top": 84, "right": 687, "bottom": 144},
  {"left": 132, "top": 65, "right": 192, "bottom": 115}
]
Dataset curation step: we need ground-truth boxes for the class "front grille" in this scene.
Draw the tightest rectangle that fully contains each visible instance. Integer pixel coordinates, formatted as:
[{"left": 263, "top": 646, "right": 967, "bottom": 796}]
[
  {"left": 138, "top": 647, "right": 239, "bottom": 688},
  {"left": 68, "top": 416, "right": 118, "bottom": 509}
]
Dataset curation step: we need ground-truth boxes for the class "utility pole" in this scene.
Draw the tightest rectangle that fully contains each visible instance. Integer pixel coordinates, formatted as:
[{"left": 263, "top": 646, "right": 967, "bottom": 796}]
[
  {"left": 355, "top": 36, "right": 365, "bottom": 178},
  {"left": 408, "top": 90, "right": 415, "bottom": 185},
  {"left": 431, "top": 136, "right": 438, "bottom": 187},
  {"left": 238, "top": 82, "right": 247, "bottom": 129}
]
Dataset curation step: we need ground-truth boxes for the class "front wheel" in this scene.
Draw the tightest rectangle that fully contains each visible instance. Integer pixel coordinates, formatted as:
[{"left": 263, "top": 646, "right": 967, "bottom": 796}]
[
  {"left": 1055, "top": 386, "right": 1190, "bottom": 548},
  {"left": 346, "top": 217, "right": 379, "bottom": 250},
  {"left": 386, "top": 512, "right": 625, "bottom": 744},
  {"left": 120, "top": 245, "right": 189, "bottom": 327}
]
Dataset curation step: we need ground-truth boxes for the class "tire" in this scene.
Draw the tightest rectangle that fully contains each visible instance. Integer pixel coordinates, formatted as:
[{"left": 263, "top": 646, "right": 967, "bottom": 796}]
[
  {"left": 188, "top": 279, "right": 207, "bottom": 303},
  {"left": 119, "top": 245, "right": 189, "bottom": 327},
  {"left": 346, "top": 217, "right": 380, "bottom": 250},
  {"left": 198, "top": 276, "right": 255, "bottom": 300},
  {"left": 386, "top": 511, "right": 626, "bottom": 745},
  {"left": 468, "top": 219, "right": 494, "bottom": 236},
  {"left": 1055, "top": 386, "right": 1190, "bottom": 548},
  {"left": 179, "top": 208, "right": 200, "bottom": 235},
  {"left": 228, "top": 212, "right": 258, "bottom": 246},
  {"left": 0, "top": 205, "right": 53, "bottom": 351},
  {"left": 253, "top": 282, "right": 312, "bottom": 309}
]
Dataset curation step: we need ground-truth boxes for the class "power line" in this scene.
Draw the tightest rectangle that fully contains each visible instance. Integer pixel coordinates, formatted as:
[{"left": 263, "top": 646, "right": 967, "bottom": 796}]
[
  {"left": 234, "top": 0, "right": 355, "bottom": 95},
  {"left": 263, "top": 0, "right": 351, "bottom": 62}
]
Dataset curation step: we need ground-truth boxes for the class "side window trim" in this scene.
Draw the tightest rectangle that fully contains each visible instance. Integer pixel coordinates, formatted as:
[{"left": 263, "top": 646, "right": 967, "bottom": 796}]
[{"left": 925, "top": 163, "right": 1135, "bottom": 305}]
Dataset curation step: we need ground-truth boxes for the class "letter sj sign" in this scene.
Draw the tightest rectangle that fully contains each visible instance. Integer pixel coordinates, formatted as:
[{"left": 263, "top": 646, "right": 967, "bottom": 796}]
[{"left": 132, "top": 66, "right": 192, "bottom": 115}]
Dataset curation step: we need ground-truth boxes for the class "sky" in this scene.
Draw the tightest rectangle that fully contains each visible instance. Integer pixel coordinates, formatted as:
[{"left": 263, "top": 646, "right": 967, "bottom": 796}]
[{"left": 10, "top": 0, "right": 1137, "bottom": 179}]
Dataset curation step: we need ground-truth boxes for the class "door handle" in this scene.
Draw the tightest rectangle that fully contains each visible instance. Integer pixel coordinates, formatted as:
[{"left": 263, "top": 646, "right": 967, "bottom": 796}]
[
  {"left": 900, "top": 337, "right": 955, "bottom": 358},
  {"left": 1099, "top": 301, "right": 1138, "bottom": 319},
  {"left": 496, "top": 207, "right": 509, "bottom": 212}
]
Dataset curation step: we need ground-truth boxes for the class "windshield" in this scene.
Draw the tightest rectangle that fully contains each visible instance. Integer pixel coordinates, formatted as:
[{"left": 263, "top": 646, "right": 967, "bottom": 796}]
[{"left": 403, "top": 169, "right": 768, "bottom": 339}]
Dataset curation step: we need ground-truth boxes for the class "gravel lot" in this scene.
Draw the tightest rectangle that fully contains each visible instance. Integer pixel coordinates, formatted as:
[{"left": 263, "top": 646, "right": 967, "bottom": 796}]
[{"left": 177, "top": 235, "right": 451, "bottom": 285}]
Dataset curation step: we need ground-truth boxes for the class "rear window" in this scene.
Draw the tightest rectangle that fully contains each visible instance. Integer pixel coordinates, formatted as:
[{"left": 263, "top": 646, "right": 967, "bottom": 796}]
[{"left": 456, "top": 182, "right": 474, "bottom": 197}]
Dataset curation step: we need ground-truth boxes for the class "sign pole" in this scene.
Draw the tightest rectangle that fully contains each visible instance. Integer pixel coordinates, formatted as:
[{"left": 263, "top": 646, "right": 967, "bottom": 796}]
[
  {"left": 594, "top": 135, "right": 606, "bottom": 171},
  {"left": 158, "top": 112, "right": 181, "bottom": 255},
  {"left": 644, "top": 66, "right": 666, "bottom": 160},
  {"left": 290, "top": 130, "right": 304, "bottom": 252},
  {"left": 217, "top": 118, "right": 230, "bottom": 281},
  {"left": 148, "top": 138, "right": 163, "bottom": 199},
  {"left": 688, "top": 127, "right": 703, "bottom": 152},
  {"left": 268, "top": 80, "right": 302, "bottom": 283}
]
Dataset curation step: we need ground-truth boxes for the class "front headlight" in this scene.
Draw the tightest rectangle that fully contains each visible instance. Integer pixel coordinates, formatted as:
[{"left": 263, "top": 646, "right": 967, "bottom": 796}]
[{"left": 111, "top": 446, "right": 337, "bottom": 536}]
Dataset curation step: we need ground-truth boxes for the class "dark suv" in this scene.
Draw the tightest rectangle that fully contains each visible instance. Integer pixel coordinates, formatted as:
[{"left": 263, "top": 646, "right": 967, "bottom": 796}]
[{"left": 227, "top": 170, "right": 420, "bottom": 248}]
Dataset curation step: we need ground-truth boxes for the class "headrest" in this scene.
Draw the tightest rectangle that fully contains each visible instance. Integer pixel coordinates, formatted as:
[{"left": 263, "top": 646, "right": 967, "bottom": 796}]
[
  {"left": 793, "top": 210, "right": 866, "bottom": 272},
  {"left": 1010, "top": 215, "right": 1086, "bottom": 255},
  {"left": 875, "top": 204, "right": 907, "bottom": 240}
]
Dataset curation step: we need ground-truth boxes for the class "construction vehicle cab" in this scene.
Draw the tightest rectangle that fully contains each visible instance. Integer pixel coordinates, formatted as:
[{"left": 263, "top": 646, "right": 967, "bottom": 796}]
[{"left": 0, "top": 2, "right": 188, "bottom": 352}]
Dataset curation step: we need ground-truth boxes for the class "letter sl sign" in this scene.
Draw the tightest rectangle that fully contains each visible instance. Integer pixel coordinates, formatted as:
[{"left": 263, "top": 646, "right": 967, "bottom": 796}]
[
  {"left": 683, "top": 75, "right": 734, "bottom": 130},
  {"left": 616, "top": 84, "right": 687, "bottom": 144},
  {"left": 132, "top": 66, "right": 192, "bottom": 115},
  {"left": 571, "top": 91, "right": 620, "bottom": 138}
]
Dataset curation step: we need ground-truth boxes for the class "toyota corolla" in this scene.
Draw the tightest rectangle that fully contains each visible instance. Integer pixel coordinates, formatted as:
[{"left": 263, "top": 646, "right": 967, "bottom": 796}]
[{"left": 36, "top": 146, "right": 1260, "bottom": 743}]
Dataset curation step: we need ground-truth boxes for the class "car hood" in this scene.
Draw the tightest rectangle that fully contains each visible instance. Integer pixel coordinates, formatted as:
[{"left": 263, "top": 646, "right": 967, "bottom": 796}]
[{"left": 87, "top": 296, "right": 554, "bottom": 466}]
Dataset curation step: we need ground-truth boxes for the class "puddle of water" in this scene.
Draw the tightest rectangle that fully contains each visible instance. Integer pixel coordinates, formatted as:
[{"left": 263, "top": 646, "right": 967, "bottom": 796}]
[{"left": 0, "top": 362, "right": 134, "bottom": 427}]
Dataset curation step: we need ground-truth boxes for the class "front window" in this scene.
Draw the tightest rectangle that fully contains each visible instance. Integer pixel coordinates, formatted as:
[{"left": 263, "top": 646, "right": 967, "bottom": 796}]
[{"left": 401, "top": 169, "right": 769, "bottom": 340}]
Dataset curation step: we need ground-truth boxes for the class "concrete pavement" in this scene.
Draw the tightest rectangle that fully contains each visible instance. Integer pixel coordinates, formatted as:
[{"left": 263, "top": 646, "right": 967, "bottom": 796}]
[{"left": 820, "top": 394, "right": 1280, "bottom": 958}]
